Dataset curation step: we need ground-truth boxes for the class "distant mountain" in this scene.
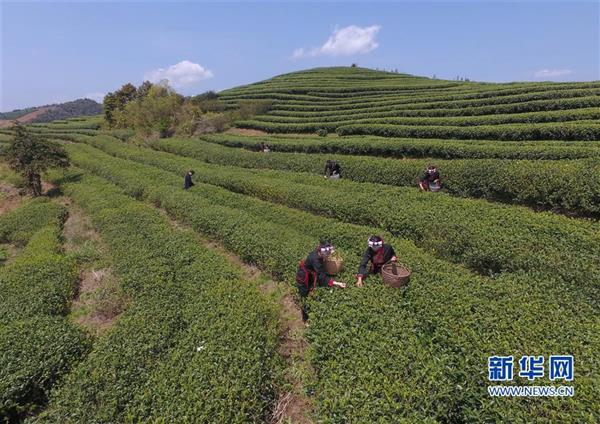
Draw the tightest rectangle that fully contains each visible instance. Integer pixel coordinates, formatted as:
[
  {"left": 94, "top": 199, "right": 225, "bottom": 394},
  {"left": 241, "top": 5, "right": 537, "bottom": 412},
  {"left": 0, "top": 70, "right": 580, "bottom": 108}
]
[{"left": 0, "top": 98, "right": 103, "bottom": 125}]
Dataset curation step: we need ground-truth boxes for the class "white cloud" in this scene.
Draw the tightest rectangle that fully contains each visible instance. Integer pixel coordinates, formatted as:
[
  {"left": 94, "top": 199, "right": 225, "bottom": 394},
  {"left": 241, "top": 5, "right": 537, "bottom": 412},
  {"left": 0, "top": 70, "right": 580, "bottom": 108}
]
[
  {"left": 292, "top": 48, "right": 306, "bottom": 59},
  {"left": 144, "top": 60, "right": 213, "bottom": 88},
  {"left": 84, "top": 92, "right": 106, "bottom": 103},
  {"left": 293, "top": 25, "right": 381, "bottom": 58},
  {"left": 533, "top": 69, "right": 572, "bottom": 78}
]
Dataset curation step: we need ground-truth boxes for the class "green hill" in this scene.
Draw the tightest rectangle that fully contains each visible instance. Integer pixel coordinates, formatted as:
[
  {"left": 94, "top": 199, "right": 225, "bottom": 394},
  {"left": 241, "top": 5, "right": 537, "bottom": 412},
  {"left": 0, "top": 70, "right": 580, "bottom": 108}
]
[
  {"left": 220, "top": 66, "right": 600, "bottom": 140},
  {"left": 1, "top": 67, "right": 599, "bottom": 423}
]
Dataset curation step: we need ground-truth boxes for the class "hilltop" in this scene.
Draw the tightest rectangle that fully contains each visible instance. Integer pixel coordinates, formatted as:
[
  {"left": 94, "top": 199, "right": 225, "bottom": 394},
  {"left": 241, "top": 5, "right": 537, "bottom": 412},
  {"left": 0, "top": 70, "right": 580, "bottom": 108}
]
[
  {"left": 0, "top": 98, "right": 102, "bottom": 128},
  {"left": 219, "top": 66, "right": 600, "bottom": 140}
]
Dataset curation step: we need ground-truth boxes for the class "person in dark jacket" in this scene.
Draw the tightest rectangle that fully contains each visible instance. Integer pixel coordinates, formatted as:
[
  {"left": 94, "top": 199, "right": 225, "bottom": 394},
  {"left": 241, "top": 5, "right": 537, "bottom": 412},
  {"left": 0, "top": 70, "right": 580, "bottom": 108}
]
[
  {"left": 184, "top": 170, "right": 195, "bottom": 190},
  {"left": 419, "top": 164, "right": 441, "bottom": 191},
  {"left": 324, "top": 160, "right": 341, "bottom": 179},
  {"left": 260, "top": 142, "right": 271, "bottom": 153},
  {"left": 356, "top": 236, "right": 397, "bottom": 287},
  {"left": 296, "top": 240, "right": 346, "bottom": 321}
]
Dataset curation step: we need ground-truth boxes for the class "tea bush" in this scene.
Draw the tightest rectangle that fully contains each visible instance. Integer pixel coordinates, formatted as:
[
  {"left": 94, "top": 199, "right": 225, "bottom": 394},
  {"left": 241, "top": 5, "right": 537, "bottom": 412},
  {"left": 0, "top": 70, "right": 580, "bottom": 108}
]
[
  {"left": 59, "top": 138, "right": 600, "bottom": 422},
  {"left": 34, "top": 172, "right": 280, "bottom": 423}
]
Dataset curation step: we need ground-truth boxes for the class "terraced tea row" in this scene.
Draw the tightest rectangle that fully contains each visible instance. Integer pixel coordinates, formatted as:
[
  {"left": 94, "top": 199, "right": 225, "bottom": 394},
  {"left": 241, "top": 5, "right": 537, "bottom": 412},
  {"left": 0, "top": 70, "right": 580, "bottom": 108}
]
[
  {"left": 145, "top": 136, "right": 600, "bottom": 216},
  {"left": 33, "top": 173, "right": 281, "bottom": 423},
  {"left": 203, "top": 133, "right": 600, "bottom": 160},
  {"left": 66, "top": 136, "right": 600, "bottom": 305},
  {"left": 251, "top": 82, "right": 600, "bottom": 109},
  {"left": 263, "top": 90, "right": 600, "bottom": 116},
  {"left": 1, "top": 199, "right": 88, "bottom": 421},
  {"left": 59, "top": 139, "right": 600, "bottom": 422},
  {"left": 240, "top": 120, "right": 600, "bottom": 141},
  {"left": 251, "top": 107, "right": 600, "bottom": 128},
  {"left": 219, "top": 67, "right": 600, "bottom": 139}
]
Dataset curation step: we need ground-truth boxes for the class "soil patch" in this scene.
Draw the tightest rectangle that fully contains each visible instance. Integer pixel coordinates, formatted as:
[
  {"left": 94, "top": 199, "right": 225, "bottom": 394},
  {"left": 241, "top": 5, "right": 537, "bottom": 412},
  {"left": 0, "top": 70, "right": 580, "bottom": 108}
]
[
  {"left": 0, "top": 106, "right": 55, "bottom": 128},
  {"left": 226, "top": 128, "right": 269, "bottom": 136},
  {"left": 0, "top": 182, "right": 23, "bottom": 215},
  {"left": 60, "top": 199, "right": 125, "bottom": 335}
]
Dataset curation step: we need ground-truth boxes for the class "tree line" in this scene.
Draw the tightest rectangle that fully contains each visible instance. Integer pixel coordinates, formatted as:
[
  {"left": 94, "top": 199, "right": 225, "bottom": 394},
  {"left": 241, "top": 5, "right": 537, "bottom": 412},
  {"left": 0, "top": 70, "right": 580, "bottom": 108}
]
[{"left": 103, "top": 80, "right": 271, "bottom": 139}]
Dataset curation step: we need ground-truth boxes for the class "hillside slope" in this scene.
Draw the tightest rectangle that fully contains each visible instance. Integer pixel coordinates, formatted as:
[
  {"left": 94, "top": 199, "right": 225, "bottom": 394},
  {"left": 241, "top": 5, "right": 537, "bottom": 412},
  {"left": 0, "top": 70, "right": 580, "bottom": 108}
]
[
  {"left": 0, "top": 99, "right": 102, "bottom": 127},
  {"left": 220, "top": 67, "right": 600, "bottom": 140}
]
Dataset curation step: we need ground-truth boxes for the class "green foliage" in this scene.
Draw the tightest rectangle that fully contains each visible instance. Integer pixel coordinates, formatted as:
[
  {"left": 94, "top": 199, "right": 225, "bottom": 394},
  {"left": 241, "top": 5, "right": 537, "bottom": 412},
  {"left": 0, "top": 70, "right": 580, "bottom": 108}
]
[
  {"left": 216, "top": 67, "right": 600, "bottom": 140},
  {"left": 101, "top": 80, "right": 274, "bottom": 138},
  {"left": 0, "top": 225, "right": 79, "bottom": 323},
  {"left": 14, "top": 68, "right": 600, "bottom": 421},
  {"left": 236, "top": 119, "right": 600, "bottom": 140},
  {"left": 136, "top": 80, "right": 153, "bottom": 99},
  {"left": 202, "top": 133, "right": 600, "bottom": 160},
  {"left": 0, "top": 317, "right": 90, "bottom": 422},
  {"left": 67, "top": 138, "right": 600, "bottom": 304},
  {"left": 103, "top": 82, "right": 140, "bottom": 127},
  {"left": 51, "top": 136, "right": 600, "bottom": 422},
  {"left": 121, "top": 84, "right": 183, "bottom": 137},
  {"left": 316, "top": 128, "right": 328, "bottom": 137},
  {"left": 334, "top": 121, "right": 600, "bottom": 141},
  {"left": 35, "top": 172, "right": 280, "bottom": 423},
  {"left": 152, "top": 137, "right": 600, "bottom": 216},
  {"left": 0, "top": 198, "right": 66, "bottom": 245},
  {"left": 0, "top": 205, "right": 87, "bottom": 421},
  {"left": 4, "top": 124, "right": 69, "bottom": 196},
  {"left": 189, "top": 91, "right": 226, "bottom": 113}
]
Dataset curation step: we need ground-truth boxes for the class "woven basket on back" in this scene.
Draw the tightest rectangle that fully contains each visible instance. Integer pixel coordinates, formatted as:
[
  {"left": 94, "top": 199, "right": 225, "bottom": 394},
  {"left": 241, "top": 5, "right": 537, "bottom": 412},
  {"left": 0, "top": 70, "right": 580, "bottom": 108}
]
[{"left": 381, "top": 262, "right": 411, "bottom": 288}]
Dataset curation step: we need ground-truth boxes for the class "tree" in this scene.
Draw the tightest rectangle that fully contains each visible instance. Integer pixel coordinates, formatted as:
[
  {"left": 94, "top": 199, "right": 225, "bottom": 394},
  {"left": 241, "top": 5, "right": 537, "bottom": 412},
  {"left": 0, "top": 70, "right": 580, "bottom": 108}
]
[
  {"left": 4, "top": 123, "right": 69, "bottom": 196},
  {"left": 136, "top": 81, "right": 154, "bottom": 99},
  {"left": 103, "top": 92, "right": 118, "bottom": 126},
  {"left": 115, "top": 83, "right": 138, "bottom": 104},
  {"left": 123, "top": 84, "right": 183, "bottom": 138},
  {"left": 103, "top": 83, "right": 138, "bottom": 128}
]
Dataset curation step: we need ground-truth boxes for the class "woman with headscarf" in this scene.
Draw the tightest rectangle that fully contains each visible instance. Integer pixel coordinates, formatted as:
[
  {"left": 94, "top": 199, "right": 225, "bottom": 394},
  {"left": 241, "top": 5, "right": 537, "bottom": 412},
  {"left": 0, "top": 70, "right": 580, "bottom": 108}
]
[{"left": 356, "top": 235, "right": 397, "bottom": 287}]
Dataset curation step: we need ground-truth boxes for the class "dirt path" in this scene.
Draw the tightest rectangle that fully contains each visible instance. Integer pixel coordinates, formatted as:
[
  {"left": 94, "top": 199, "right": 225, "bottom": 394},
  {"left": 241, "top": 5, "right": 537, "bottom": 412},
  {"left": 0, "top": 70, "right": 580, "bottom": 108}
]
[
  {"left": 157, "top": 208, "right": 314, "bottom": 424},
  {"left": 267, "top": 287, "right": 314, "bottom": 424},
  {"left": 59, "top": 197, "right": 126, "bottom": 335},
  {"left": 226, "top": 127, "right": 269, "bottom": 136},
  {"left": 0, "top": 182, "right": 23, "bottom": 215}
]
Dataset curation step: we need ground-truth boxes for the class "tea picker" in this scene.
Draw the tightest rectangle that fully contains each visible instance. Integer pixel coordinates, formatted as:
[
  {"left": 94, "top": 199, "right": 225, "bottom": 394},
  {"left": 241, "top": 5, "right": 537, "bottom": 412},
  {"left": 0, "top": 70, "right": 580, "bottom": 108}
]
[
  {"left": 356, "top": 236, "right": 397, "bottom": 287},
  {"left": 324, "top": 159, "right": 341, "bottom": 179},
  {"left": 260, "top": 142, "right": 271, "bottom": 153},
  {"left": 296, "top": 240, "right": 346, "bottom": 322},
  {"left": 183, "top": 170, "right": 195, "bottom": 190},
  {"left": 419, "top": 164, "right": 441, "bottom": 192}
]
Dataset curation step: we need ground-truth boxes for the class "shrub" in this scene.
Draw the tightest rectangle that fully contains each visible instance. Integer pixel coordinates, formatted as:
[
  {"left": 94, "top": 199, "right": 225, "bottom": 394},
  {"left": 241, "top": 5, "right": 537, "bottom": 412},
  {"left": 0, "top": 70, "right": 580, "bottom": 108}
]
[{"left": 57, "top": 136, "right": 600, "bottom": 422}]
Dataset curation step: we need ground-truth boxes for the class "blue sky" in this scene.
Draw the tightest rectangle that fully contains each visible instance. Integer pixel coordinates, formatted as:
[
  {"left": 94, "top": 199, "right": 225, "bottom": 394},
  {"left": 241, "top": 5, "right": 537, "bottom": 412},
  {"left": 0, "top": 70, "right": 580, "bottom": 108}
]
[{"left": 1, "top": 0, "right": 598, "bottom": 111}]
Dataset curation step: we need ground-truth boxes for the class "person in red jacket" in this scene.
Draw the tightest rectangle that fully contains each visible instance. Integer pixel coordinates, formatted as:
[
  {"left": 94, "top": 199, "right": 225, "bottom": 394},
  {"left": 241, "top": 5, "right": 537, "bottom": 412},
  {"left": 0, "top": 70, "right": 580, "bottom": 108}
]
[
  {"left": 296, "top": 240, "right": 346, "bottom": 322},
  {"left": 419, "top": 164, "right": 441, "bottom": 191},
  {"left": 356, "top": 236, "right": 397, "bottom": 287}
]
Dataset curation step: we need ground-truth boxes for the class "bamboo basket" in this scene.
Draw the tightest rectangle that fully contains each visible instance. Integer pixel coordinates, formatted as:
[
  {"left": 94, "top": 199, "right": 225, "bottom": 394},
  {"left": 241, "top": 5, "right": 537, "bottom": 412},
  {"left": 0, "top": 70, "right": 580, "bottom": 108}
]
[
  {"left": 324, "top": 256, "right": 344, "bottom": 275},
  {"left": 381, "top": 262, "right": 411, "bottom": 288}
]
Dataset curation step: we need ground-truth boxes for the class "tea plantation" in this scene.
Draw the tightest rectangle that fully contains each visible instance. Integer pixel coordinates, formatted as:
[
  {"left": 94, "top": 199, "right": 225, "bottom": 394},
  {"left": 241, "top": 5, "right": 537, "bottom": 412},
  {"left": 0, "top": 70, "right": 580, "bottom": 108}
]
[{"left": 1, "top": 67, "right": 598, "bottom": 423}]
